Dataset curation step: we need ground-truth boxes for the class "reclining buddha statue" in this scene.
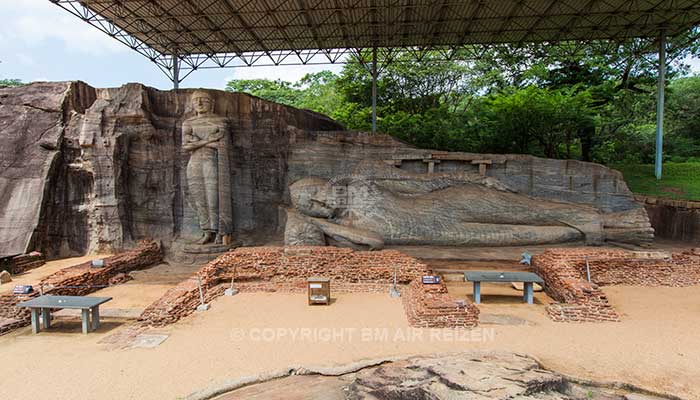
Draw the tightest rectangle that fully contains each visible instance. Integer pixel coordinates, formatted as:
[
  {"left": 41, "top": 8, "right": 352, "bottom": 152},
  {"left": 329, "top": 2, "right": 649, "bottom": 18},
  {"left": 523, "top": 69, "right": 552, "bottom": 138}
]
[{"left": 284, "top": 160, "right": 652, "bottom": 249}]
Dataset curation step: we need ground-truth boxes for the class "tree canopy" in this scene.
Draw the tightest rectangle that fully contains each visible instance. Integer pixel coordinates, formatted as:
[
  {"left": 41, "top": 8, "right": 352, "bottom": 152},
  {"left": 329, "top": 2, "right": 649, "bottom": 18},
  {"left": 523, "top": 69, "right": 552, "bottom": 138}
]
[
  {"left": 230, "top": 35, "right": 700, "bottom": 165},
  {"left": 0, "top": 79, "right": 23, "bottom": 88}
]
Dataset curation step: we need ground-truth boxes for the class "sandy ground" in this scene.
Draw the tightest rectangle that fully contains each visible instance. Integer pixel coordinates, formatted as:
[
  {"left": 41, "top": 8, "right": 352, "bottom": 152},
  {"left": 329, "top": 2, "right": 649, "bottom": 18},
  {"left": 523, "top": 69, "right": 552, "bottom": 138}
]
[
  {"left": 96, "top": 263, "right": 199, "bottom": 310},
  {"left": 52, "top": 262, "right": 203, "bottom": 319},
  {"left": 0, "top": 254, "right": 112, "bottom": 295},
  {"left": 0, "top": 282, "right": 698, "bottom": 400}
]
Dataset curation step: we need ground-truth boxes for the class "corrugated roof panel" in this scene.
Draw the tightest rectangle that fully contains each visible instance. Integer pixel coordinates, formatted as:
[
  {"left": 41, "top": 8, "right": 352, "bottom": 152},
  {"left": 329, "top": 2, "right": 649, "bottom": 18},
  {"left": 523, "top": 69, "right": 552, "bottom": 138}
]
[{"left": 65, "top": 0, "right": 700, "bottom": 56}]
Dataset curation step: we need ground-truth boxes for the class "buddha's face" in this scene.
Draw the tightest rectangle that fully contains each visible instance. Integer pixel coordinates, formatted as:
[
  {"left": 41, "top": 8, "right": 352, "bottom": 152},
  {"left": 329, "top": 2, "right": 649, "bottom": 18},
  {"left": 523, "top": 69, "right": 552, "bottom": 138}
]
[
  {"left": 192, "top": 94, "right": 214, "bottom": 114},
  {"left": 290, "top": 178, "right": 335, "bottom": 218}
]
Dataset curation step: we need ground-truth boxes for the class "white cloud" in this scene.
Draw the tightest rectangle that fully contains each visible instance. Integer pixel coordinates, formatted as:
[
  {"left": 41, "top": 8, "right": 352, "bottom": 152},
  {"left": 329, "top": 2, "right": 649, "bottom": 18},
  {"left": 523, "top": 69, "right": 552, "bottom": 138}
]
[
  {"left": 15, "top": 53, "right": 36, "bottom": 67},
  {"left": 223, "top": 63, "right": 345, "bottom": 85},
  {"left": 0, "top": 0, "right": 127, "bottom": 55}
]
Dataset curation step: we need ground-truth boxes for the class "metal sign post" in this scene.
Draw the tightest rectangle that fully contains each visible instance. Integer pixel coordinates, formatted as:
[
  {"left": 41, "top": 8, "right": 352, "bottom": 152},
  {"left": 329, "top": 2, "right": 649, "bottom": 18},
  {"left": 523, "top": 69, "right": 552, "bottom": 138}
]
[
  {"left": 390, "top": 264, "right": 401, "bottom": 297},
  {"left": 196, "top": 276, "right": 210, "bottom": 311},
  {"left": 225, "top": 270, "right": 238, "bottom": 296}
]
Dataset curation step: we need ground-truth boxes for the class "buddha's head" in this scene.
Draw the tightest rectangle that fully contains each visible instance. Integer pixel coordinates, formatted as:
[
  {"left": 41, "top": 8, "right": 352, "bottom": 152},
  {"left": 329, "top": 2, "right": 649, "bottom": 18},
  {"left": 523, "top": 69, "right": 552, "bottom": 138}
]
[
  {"left": 289, "top": 177, "right": 335, "bottom": 218},
  {"left": 191, "top": 90, "right": 215, "bottom": 115}
]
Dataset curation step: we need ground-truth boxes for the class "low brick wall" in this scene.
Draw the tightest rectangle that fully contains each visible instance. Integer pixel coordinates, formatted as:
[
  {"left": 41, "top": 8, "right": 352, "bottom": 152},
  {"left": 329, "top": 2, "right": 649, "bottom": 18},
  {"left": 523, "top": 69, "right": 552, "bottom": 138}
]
[
  {"left": 0, "top": 240, "right": 163, "bottom": 335},
  {"left": 534, "top": 248, "right": 700, "bottom": 322},
  {"left": 0, "top": 251, "right": 45, "bottom": 275},
  {"left": 638, "top": 195, "right": 700, "bottom": 242},
  {"left": 207, "top": 246, "right": 429, "bottom": 284},
  {"left": 38, "top": 241, "right": 162, "bottom": 295},
  {"left": 402, "top": 280, "right": 479, "bottom": 328},
  {"left": 139, "top": 246, "right": 478, "bottom": 329},
  {"left": 0, "top": 316, "right": 32, "bottom": 335},
  {"left": 0, "top": 292, "right": 37, "bottom": 321}
]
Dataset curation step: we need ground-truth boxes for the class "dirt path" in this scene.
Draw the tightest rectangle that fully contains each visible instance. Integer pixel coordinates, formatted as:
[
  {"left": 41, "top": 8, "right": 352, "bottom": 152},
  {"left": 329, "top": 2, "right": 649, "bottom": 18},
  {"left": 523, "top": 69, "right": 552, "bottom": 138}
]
[
  {"left": 0, "top": 284, "right": 698, "bottom": 399},
  {"left": 0, "top": 254, "right": 112, "bottom": 295}
]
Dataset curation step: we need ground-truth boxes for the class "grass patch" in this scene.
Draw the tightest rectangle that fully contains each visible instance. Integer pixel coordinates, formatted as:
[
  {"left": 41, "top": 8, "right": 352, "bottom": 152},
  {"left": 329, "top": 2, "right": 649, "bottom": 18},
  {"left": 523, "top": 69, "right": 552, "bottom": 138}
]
[{"left": 612, "top": 162, "right": 700, "bottom": 201}]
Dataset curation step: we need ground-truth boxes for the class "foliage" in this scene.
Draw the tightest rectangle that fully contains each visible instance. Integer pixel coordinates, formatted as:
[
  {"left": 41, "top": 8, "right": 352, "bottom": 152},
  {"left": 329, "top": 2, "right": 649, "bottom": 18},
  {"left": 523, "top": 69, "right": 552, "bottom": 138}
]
[
  {"left": 225, "top": 78, "right": 301, "bottom": 106},
  {"left": 666, "top": 76, "right": 700, "bottom": 160},
  {"left": 224, "top": 31, "right": 700, "bottom": 173},
  {"left": 225, "top": 71, "right": 342, "bottom": 117},
  {"left": 614, "top": 163, "right": 700, "bottom": 201},
  {"left": 479, "top": 86, "right": 594, "bottom": 158},
  {"left": 0, "top": 78, "right": 23, "bottom": 88}
]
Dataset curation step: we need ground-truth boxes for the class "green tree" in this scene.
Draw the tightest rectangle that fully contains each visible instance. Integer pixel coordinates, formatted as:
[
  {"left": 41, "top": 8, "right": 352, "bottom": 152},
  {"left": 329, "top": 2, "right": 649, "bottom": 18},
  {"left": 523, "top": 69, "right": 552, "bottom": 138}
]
[
  {"left": 665, "top": 76, "right": 700, "bottom": 161},
  {"left": 225, "top": 78, "right": 301, "bottom": 106},
  {"left": 294, "top": 71, "right": 342, "bottom": 116},
  {"left": 480, "top": 86, "right": 595, "bottom": 158},
  {"left": 0, "top": 78, "right": 23, "bottom": 88},
  {"left": 221, "top": 31, "right": 700, "bottom": 164}
]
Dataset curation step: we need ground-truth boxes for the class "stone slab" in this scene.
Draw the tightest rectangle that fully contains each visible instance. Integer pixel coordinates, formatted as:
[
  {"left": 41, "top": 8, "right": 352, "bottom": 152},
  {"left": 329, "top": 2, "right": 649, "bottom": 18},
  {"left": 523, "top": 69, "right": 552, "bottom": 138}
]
[{"left": 130, "top": 334, "right": 169, "bottom": 349}]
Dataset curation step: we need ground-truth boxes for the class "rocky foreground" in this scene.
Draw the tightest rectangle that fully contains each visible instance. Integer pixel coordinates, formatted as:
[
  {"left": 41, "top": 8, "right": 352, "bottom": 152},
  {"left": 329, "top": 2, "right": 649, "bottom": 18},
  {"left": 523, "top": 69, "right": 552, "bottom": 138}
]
[{"left": 207, "top": 352, "right": 667, "bottom": 400}]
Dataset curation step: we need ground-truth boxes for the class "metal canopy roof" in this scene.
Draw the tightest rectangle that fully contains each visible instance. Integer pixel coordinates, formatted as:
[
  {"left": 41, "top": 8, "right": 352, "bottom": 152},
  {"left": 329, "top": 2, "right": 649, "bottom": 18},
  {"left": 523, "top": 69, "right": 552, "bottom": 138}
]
[
  {"left": 53, "top": 0, "right": 700, "bottom": 77},
  {"left": 58, "top": 0, "right": 700, "bottom": 53}
]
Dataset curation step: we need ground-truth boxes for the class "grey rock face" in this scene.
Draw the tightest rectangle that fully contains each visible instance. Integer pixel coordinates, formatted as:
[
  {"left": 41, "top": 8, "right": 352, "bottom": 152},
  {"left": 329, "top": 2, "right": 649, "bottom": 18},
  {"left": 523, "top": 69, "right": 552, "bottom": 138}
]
[
  {"left": 347, "top": 352, "right": 567, "bottom": 399},
  {"left": 0, "top": 82, "right": 95, "bottom": 258},
  {"left": 286, "top": 160, "right": 652, "bottom": 248},
  {"left": 183, "top": 90, "right": 233, "bottom": 245},
  {"left": 203, "top": 352, "right": 661, "bottom": 400},
  {"left": 0, "top": 82, "right": 651, "bottom": 258},
  {"left": 0, "top": 82, "right": 340, "bottom": 258}
]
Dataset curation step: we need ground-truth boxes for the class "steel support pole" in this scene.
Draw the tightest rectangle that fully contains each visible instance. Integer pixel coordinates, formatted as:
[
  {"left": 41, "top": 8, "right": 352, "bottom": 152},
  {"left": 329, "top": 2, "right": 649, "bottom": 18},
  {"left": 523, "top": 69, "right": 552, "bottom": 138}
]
[
  {"left": 655, "top": 33, "right": 666, "bottom": 180},
  {"left": 371, "top": 47, "right": 377, "bottom": 134},
  {"left": 172, "top": 54, "right": 180, "bottom": 90}
]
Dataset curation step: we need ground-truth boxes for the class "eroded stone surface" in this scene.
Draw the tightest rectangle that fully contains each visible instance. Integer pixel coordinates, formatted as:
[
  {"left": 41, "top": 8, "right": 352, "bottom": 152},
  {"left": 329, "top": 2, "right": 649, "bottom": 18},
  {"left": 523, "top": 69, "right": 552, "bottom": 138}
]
[
  {"left": 0, "top": 82, "right": 651, "bottom": 258},
  {"left": 286, "top": 160, "right": 653, "bottom": 248},
  {"left": 215, "top": 352, "right": 651, "bottom": 400},
  {"left": 0, "top": 82, "right": 95, "bottom": 258},
  {"left": 183, "top": 90, "right": 233, "bottom": 246},
  {"left": 0, "top": 82, "right": 340, "bottom": 258},
  {"left": 348, "top": 352, "right": 564, "bottom": 399}
]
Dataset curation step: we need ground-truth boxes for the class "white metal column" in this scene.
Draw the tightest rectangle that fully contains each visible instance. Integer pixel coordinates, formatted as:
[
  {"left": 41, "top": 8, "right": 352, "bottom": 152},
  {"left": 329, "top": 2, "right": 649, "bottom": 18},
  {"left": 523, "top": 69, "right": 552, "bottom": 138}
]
[
  {"left": 371, "top": 47, "right": 378, "bottom": 134},
  {"left": 172, "top": 54, "right": 180, "bottom": 90},
  {"left": 655, "top": 33, "right": 666, "bottom": 179}
]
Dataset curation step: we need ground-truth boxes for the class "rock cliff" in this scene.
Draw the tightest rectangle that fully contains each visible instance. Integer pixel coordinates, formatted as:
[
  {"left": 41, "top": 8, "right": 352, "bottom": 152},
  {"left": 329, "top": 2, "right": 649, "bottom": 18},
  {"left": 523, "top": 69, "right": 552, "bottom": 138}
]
[
  {"left": 0, "top": 82, "right": 650, "bottom": 258},
  {"left": 0, "top": 82, "right": 340, "bottom": 258}
]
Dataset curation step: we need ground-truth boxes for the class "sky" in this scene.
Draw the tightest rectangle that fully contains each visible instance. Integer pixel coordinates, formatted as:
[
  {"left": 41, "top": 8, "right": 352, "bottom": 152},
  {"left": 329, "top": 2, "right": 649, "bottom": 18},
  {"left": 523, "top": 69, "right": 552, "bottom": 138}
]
[
  {"left": 1, "top": 0, "right": 698, "bottom": 91},
  {"left": 0, "top": 0, "right": 343, "bottom": 90}
]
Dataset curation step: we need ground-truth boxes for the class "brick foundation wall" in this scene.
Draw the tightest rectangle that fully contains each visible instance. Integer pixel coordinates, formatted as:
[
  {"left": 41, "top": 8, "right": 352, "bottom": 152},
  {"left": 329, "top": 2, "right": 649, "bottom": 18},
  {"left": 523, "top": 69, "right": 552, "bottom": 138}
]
[
  {"left": 402, "top": 280, "right": 479, "bottom": 328},
  {"left": 0, "top": 240, "right": 163, "bottom": 335},
  {"left": 0, "top": 292, "right": 36, "bottom": 320},
  {"left": 140, "top": 246, "right": 478, "bottom": 329},
  {"left": 37, "top": 241, "right": 163, "bottom": 295},
  {"left": 638, "top": 195, "right": 700, "bottom": 242},
  {"left": 0, "top": 252, "right": 45, "bottom": 275},
  {"left": 533, "top": 248, "right": 700, "bottom": 322},
  {"left": 204, "top": 246, "right": 430, "bottom": 284},
  {"left": 0, "top": 318, "right": 29, "bottom": 335}
]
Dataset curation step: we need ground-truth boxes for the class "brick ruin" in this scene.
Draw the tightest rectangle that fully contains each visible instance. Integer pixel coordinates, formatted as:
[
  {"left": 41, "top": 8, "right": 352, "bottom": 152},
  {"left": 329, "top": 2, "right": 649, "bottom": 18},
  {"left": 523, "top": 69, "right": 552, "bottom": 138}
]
[
  {"left": 0, "top": 252, "right": 45, "bottom": 275},
  {"left": 139, "top": 246, "right": 480, "bottom": 328},
  {"left": 6, "top": 240, "right": 700, "bottom": 334},
  {"left": 0, "top": 241, "right": 162, "bottom": 335},
  {"left": 638, "top": 195, "right": 700, "bottom": 242},
  {"left": 533, "top": 248, "right": 700, "bottom": 322},
  {"left": 403, "top": 279, "right": 480, "bottom": 328},
  {"left": 1, "top": 243, "right": 480, "bottom": 334}
]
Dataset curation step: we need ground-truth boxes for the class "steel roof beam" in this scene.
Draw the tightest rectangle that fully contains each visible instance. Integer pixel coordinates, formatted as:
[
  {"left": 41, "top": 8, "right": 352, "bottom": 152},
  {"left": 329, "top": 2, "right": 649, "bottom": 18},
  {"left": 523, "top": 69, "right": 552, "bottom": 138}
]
[
  {"left": 51, "top": 0, "right": 700, "bottom": 84},
  {"left": 220, "top": 0, "right": 273, "bottom": 60}
]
